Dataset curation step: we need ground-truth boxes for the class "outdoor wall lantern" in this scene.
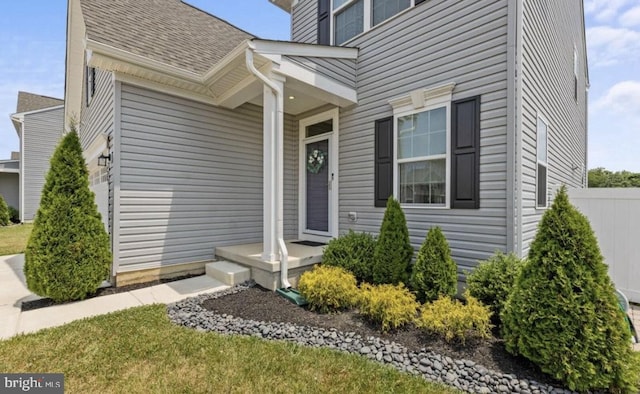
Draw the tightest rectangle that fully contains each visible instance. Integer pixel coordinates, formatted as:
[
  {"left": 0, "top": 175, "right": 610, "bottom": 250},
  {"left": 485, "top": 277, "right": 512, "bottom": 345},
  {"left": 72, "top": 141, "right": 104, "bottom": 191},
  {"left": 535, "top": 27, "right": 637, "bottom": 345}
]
[{"left": 98, "top": 152, "right": 112, "bottom": 167}]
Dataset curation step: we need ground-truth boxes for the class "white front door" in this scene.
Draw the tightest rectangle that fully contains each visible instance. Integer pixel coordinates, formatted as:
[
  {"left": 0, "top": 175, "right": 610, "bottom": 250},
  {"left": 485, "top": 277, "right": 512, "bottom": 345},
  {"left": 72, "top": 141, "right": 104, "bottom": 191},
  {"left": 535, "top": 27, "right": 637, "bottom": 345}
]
[{"left": 299, "top": 109, "right": 339, "bottom": 242}]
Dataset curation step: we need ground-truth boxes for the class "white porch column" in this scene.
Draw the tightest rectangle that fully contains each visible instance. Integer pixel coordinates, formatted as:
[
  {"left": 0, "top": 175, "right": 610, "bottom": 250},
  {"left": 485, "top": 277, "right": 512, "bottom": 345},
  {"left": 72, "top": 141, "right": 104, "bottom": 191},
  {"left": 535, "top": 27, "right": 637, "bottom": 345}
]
[{"left": 262, "top": 75, "right": 285, "bottom": 262}]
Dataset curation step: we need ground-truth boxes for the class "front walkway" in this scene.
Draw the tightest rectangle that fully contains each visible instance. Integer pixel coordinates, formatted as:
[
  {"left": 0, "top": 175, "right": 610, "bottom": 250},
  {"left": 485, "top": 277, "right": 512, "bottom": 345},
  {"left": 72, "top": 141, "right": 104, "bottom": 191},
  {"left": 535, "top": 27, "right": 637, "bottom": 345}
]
[{"left": 0, "top": 254, "right": 229, "bottom": 340}]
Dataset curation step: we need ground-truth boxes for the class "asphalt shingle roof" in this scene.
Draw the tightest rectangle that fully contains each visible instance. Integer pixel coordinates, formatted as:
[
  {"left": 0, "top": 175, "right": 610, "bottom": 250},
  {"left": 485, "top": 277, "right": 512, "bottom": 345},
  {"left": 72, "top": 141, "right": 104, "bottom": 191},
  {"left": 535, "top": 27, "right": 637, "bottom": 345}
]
[
  {"left": 80, "top": 0, "right": 255, "bottom": 74},
  {"left": 16, "top": 92, "right": 64, "bottom": 113}
]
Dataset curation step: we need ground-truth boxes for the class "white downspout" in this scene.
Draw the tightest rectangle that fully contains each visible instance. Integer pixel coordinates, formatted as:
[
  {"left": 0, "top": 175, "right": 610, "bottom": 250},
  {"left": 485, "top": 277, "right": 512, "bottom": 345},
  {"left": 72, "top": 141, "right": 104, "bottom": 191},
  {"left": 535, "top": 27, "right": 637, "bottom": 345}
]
[{"left": 245, "top": 45, "right": 291, "bottom": 289}]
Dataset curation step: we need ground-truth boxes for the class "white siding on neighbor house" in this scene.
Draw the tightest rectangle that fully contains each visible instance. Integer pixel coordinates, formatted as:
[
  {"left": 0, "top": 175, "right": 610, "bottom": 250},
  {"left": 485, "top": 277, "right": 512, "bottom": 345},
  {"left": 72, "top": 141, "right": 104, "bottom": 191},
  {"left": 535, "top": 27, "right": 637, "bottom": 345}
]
[
  {"left": 568, "top": 188, "right": 640, "bottom": 303},
  {"left": 116, "top": 84, "right": 298, "bottom": 272},
  {"left": 22, "top": 108, "right": 64, "bottom": 221},
  {"left": 291, "top": 1, "right": 511, "bottom": 271},
  {"left": 0, "top": 172, "right": 19, "bottom": 209},
  {"left": 291, "top": 0, "right": 317, "bottom": 44},
  {"left": 519, "top": 0, "right": 588, "bottom": 254}
]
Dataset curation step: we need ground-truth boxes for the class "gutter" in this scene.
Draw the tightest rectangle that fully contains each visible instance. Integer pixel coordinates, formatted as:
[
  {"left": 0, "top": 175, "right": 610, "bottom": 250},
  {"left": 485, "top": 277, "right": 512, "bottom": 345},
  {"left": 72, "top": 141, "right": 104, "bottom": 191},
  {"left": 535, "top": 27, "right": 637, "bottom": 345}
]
[{"left": 245, "top": 44, "right": 291, "bottom": 289}]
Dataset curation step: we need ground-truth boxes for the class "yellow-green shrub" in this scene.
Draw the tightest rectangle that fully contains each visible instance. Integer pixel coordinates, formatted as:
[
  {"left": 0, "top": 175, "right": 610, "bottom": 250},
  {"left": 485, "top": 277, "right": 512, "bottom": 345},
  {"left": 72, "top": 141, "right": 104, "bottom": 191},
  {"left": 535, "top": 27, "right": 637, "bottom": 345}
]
[
  {"left": 298, "top": 265, "right": 358, "bottom": 313},
  {"left": 418, "top": 293, "right": 492, "bottom": 344},
  {"left": 357, "top": 283, "right": 418, "bottom": 333}
]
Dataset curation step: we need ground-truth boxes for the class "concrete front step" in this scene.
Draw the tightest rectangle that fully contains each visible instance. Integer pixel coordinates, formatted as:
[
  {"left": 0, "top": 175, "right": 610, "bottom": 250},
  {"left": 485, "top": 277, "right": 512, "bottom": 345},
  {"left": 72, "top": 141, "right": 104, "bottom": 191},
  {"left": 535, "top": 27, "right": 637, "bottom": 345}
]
[{"left": 205, "top": 261, "right": 251, "bottom": 286}]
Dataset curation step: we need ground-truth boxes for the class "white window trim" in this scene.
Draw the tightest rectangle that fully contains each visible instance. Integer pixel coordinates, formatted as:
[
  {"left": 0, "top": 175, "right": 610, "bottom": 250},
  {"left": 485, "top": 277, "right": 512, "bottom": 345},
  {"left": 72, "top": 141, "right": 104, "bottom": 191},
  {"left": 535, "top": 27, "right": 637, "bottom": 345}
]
[
  {"left": 331, "top": 0, "right": 418, "bottom": 46},
  {"left": 389, "top": 83, "right": 455, "bottom": 209},
  {"left": 536, "top": 113, "right": 549, "bottom": 209}
]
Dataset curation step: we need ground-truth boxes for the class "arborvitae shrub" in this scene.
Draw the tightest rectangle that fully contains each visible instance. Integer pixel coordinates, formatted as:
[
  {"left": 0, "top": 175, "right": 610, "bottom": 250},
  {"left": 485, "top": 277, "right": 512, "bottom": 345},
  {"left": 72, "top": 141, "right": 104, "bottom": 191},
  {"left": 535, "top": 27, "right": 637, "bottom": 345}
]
[
  {"left": 418, "top": 292, "right": 492, "bottom": 344},
  {"left": 322, "top": 230, "right": 376, "bottom": 283},
  {"left": 410, "top": 226, "right": 457, "bottom": 302},
  {"left": 23, "top": 129, "right": 111, "bottom": 302},
  {"left": 357, "top": 283, "right": 418, "bottom": 333},
  {"left": 298, "top": 265, "right": 359, "bottom": 313},
  {"left": 372, "top": 197, "right": 413, "bottom": 285},
  {"left": 0, "top": 195, "right": 9, "bottom": 226},
  {"left": 8, "top": 206, "right": 20, "bottom": 224},
  {"left": 466, "top": 251, "right": 523, "bottom": 326},
  {"left": 502, "top": 186, "right": 639, "bottom": 392}
]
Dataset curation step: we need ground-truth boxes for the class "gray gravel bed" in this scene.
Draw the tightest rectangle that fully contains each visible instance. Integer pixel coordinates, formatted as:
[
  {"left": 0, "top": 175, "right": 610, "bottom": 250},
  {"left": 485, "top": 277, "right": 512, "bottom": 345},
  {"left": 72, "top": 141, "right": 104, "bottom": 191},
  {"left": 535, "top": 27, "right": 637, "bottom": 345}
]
[{"left": 167, "top": 282, "right": 577, "bottom": 394}]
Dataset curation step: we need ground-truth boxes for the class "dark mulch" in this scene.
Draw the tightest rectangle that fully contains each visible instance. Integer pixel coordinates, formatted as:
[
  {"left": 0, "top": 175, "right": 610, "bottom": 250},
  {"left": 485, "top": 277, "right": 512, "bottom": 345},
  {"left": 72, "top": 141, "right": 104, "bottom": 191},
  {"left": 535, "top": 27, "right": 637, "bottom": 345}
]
[
  {"left": 202, "top": 286, "right": 557, "bottom": 386},
  {"left": 20, "top": 274, "right": 202, "bottom": 312}
]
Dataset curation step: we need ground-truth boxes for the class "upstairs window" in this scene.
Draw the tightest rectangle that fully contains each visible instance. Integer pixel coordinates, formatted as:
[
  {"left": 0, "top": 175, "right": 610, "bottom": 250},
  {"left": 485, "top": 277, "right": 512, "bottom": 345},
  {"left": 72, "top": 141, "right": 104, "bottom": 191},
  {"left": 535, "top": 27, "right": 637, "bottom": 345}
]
[
  {"left": 332, "top": 0, "right": 419, "bottom": 45},
  {"left": 86, "top": 66, "right": 96, "bottom": 106},
  {"left": 536, "top": 115, "right": 548, "bottom": 208}
]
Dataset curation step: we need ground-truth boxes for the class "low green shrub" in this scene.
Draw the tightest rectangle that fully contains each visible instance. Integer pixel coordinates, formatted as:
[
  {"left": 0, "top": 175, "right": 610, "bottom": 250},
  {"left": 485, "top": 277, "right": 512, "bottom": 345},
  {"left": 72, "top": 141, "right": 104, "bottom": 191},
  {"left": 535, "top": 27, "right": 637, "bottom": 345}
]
[
  {"left": 357, "top": 283, "right": 418, "bottom": 333},
  {"left": 8, "top": 206, "right": 19, "bottom": 224},
  {"left": 418, "top": 292, "right": 492, "bottom": 344},
  {"left": 298, "top": 265, "right": 359, "bottom": 313},
  {"left": 410, "top": 226, "right": 457, "bottom": 302},
  {"left": 466, "top": 251, "right": 523, "bottom": 325},
  {"left": 322, "top": 230, "right": 376, "bottom": 283},
  {"left": 0, "top": 195, "right": 9, "bottom": 226}
]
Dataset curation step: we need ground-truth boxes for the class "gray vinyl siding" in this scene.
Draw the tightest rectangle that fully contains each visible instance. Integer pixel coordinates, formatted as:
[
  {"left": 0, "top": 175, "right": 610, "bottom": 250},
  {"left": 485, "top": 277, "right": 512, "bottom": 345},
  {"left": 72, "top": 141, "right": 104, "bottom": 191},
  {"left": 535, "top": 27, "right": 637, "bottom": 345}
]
[
  {"left": 0, "top": 172, "right": 19, "bottom": 209},
  {"left": 80, "top": 68, "right": 114, "bottom": 151},
  {"left": 22, "top": 108, "right": 64, "bottom": 221},
  {"left": 519, "top": 0, "right": 588, "bottom": 254},
  {"left": 285, "top": 56, "right": 357, "bottom": 89},
  {"left": 117, "top": 84, "right": 298, "bottom": 272},
  {"left": 291, "top": 0, "right": 317, "bottom": 44},
  {"left": 328, "top": 0, "right": 510, "bottom": 271}
]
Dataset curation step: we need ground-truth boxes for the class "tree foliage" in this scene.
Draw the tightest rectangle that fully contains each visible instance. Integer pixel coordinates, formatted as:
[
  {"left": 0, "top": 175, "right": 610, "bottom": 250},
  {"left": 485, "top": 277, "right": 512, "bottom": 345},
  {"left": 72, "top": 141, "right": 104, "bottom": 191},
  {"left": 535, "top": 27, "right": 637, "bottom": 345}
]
[
  {"left": 24, "top": 129, "right": 111, "bottom": 302},
  {"left": 0, "top": 194, "right": 9, "bottom": 226},
  {"left": 501, "top": 186, "right": 639, "bottom": 392},
  {"left": 588, "top": 167, "right": 640, "bottom": 188},
  {"left": 410, "top": 226, "right": 457, "bottom": 302},
  {"left": 372, "top": 197, "right": 413, "bottom": 285}
]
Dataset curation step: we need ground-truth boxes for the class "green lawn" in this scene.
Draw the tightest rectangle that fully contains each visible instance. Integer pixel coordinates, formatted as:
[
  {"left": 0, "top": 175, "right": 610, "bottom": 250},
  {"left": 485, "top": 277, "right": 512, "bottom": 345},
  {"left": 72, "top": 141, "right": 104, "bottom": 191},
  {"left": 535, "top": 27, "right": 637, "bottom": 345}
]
[
  {"left": 0, "top": 223, "right": 33, "bottom": 256},
  {"left": 0, "top": 305, "right": 460, "bottom": 394}
]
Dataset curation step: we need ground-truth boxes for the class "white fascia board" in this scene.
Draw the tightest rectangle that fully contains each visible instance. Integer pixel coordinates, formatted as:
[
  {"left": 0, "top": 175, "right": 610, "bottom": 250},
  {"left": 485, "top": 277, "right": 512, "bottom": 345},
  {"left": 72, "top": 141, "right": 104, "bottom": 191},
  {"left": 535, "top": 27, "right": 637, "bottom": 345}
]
[
  {"left": 86, "top": 39, "right": 204, "bottom": 83},
  {"left": 11, "top": 105, "right": 65, "bottom": 120},
  {"left": 252, "top": 39, "right": 358, "bottom": 59},
  {"left": 202, "top": 40, "right": 251, "bottom": 83},
  {"left": 0, "top": 168, "right": 19, "bottom": 174},
  {"left": 274, "top": 59, "right": 358, "bottom": 104}
]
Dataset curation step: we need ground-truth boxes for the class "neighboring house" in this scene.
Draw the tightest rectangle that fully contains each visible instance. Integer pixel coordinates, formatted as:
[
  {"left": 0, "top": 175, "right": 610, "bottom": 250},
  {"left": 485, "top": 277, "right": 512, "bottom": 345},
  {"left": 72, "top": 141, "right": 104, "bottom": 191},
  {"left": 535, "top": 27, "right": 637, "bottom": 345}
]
[
  {"left": 11, "top": 92, "right": 65, "bottom": 222},
  {"left": 64, "top": 0, "right": 587, "bottom": 287},
  {"left": 0, "top": 152, "right": 20, "bottom": 210}
]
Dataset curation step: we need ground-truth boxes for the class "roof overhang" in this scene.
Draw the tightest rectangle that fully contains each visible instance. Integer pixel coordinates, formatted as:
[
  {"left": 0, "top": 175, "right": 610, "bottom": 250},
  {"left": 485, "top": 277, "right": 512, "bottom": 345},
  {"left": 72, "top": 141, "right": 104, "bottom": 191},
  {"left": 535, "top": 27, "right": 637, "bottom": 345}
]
[
  {"left": 268, "top": 0, "right": 297, "bottom": 13},
  {"left": 87, "top": 38, "right": 358, "bottom": 115}
]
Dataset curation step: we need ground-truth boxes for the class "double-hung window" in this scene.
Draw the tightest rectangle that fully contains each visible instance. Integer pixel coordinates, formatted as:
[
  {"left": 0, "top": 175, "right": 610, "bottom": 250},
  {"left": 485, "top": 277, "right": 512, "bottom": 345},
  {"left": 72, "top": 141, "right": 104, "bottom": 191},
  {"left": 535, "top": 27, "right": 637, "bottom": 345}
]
[
  {"left": 536, "top": 115, "right": 548, "bottom": 208},
  {"left": 397, "top": 107, "right": 447, "bottom": 205},
  {"left": 332, "top": 0, "right": 413, "bottom": 45}
]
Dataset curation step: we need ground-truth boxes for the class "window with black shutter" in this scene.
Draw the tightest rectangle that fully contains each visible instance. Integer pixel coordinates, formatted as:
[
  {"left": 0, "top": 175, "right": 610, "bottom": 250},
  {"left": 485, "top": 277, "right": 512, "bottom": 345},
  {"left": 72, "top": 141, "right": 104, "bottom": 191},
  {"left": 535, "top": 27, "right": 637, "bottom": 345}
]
[
  {"left": 374, "top": 116, "right": 393, "bottom": 207},
  {"left": 451, "top": 96, "right": 480, "bottom": 209},
  {"left": 318, "top": 0, "right": 330, "bottom": 45}
]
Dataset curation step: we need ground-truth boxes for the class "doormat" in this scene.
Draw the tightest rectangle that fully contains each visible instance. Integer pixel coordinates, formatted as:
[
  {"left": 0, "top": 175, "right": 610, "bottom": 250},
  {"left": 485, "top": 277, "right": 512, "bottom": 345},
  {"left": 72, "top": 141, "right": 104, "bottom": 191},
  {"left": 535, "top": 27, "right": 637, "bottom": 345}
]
[{"left": 292, "top": 240, "right": 326, "bottom": 247}]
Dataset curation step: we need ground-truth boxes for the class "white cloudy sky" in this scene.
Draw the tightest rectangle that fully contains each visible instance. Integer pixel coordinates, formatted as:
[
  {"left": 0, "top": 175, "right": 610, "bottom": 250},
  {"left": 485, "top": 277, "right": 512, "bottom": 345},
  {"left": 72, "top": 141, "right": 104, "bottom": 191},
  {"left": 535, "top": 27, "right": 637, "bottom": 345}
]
[{"left": 0, "top": 1, "right": 639, "bottom": 171}]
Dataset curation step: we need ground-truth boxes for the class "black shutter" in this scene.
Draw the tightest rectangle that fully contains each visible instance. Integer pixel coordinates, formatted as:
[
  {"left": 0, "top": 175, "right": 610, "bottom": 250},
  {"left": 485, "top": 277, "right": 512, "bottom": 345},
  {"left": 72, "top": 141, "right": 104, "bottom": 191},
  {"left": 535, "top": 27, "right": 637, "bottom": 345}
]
[
  {"left": 375, "top": 117, "right": 394, "bottom": 207},
  {"left": 451, "top": 96, "right": 480, "bottom": 209},
  {"left": 415, "top": 0, "right": 427, "bottom": 5},
  {"left": 318, "top": 0, "right": 330, "bottom": 45}
]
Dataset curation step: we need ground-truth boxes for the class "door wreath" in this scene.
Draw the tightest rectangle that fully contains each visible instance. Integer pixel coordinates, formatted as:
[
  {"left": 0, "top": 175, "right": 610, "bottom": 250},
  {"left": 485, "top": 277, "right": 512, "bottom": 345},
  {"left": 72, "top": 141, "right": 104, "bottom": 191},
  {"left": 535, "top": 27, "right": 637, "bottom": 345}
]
[{"left": 307, "top": 149, "right": 326, "bottom": 174}]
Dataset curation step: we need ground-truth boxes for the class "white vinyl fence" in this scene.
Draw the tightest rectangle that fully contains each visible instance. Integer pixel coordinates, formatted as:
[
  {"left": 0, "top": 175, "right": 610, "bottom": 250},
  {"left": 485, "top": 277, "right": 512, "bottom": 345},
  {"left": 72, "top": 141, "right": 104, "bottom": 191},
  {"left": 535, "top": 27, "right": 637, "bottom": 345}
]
[{"left": 568, "top": 188, "right": 640, "bottom": 303}]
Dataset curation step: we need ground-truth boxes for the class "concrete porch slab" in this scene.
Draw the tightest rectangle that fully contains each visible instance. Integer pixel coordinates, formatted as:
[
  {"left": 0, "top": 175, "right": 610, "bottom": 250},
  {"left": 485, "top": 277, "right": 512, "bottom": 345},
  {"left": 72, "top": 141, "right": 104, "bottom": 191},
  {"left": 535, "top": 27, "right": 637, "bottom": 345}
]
[
  {"left": 205, "top": 261, "right": 250, "bottom": 285},
  {"left": 215, "top": 241, "right": 324, "bottom": 273}
]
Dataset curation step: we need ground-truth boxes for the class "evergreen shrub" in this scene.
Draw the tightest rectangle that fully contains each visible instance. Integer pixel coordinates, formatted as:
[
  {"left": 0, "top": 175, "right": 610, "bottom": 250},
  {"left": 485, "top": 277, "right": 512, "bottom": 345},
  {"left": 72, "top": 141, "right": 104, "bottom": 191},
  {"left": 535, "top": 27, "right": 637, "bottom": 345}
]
[
  {"left": 23, "top": 129, "right": 111, "bottom": 302},
  {"left": 357, "top": 283, "right": 418, "bottom": 333},
  {"left": 372, "top": 197, "right": 413, "bottom": 285},
  {"left": 298, "top": 265, "right": 358, "bottom": 313},
  {"left": 410, "top": 226, "right": 457, "bottom": 302},
  {"left": 322, "top": 230, "right": 376, "bottom": 283},
  {"left": 501, "top": 186, "right": 640, "bottom": 392}
]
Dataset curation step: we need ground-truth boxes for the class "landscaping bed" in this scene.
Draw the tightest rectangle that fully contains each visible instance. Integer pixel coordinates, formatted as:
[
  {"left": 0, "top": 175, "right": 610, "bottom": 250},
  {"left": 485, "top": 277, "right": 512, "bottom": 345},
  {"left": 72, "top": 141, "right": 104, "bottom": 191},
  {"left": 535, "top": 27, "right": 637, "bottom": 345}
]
[{"left": 169, "top": 283, "right": 577, "bottom": 394}]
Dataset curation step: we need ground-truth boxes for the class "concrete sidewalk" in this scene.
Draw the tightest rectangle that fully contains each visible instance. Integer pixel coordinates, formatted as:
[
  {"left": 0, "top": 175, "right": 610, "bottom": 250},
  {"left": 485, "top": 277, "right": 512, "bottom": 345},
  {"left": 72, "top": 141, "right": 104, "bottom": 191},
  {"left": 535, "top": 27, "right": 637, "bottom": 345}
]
[{"left": 0, "top": 254, "right": 229, "bottom": 340}]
